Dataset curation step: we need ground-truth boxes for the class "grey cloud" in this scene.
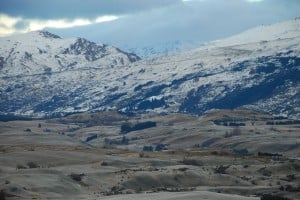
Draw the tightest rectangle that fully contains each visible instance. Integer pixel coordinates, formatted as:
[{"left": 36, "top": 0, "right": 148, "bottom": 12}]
[
  {"left": 0, "top": 22, "right": 8, "bottom": 29},
  {"left": 5, "top": 0, "right": 300, "bottom": 55},
  {"left": 48, "top": 0, "right": 300, "bottom": 47},
  {"left": 14, "top": 21, "right": 30, "bottom": 29},
  {"left": 0, "top": 0, "right": 181, "bottom": 19}
]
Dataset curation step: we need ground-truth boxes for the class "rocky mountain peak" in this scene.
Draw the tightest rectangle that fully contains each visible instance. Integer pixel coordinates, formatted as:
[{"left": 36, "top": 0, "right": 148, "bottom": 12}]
[{"left": 38, "top": 31, "right": 62, "bottom": 39}]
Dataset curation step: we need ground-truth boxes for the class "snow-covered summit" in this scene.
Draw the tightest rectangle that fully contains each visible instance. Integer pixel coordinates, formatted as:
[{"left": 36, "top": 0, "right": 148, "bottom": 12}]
[
  {"left": 0, "top": 19, "right": 300, "bottom": 118},
  {"left": 0, "top": 31, "right": 140, "bottom": 77},
  {"left": 209, "top": 18, "right": 300, "bottom": 47}
]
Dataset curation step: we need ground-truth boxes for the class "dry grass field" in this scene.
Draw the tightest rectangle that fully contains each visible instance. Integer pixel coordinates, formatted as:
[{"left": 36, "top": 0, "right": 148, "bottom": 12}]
[{"left": 0, "top": 109, "right": 299, "bottom": 199}]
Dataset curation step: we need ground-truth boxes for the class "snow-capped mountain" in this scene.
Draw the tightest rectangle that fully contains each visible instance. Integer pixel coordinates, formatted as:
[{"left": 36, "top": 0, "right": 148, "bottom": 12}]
[
  {"left": 123, "top": 40, "right": 203, "bottom": 58},
  {"left": 209, "top": 17, "right": 300, "bottom": 48},
  {"left": 0, "top": 19, "right": 300, "bottom": 118},
  {"left": 0, "top": 31, "right": 140, "bottom": 77}
]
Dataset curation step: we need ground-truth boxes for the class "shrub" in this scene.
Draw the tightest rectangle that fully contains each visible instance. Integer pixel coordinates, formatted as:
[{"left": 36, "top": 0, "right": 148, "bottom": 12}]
[
  {"left": 121, "top": 124, "right": 132, "bottom": 134},
  {"left": 181, "top": 158, "right": 203, "bottom": 166},
  {"left": 143, "top": 146, "right": 153, "bottom": 152},
  {"left": 214, "top": 165, "right": 230, "bottom": 174},
  {"left": 155, "top": 144, "right": 167, "bottom": 151},
  {"left": 16, "top": 164, "right": 26, "bottom": 169},
  {"left": 260, "top": 194, "right": 291, "bottom": 200},
  {"left": 27, "top": 161, "right": 39, "bottom": 168},
  {"left": 233, "top": 148, "right": 249, "bottom": 155},
  {"left": 178, "top": 167, "right": 188, "bottom": 172},
  {"left": 69, "top": 173, "right": 85, "bottom": 182},
  {"left": 284, "top": 185, "right": 300, "bottom": 192},
  {"left": 286, "top": 174, "right": 295, "bottom": 181},
  {"left": 139, "top": 152, "right": 145, "bottom": 158},
  {"left": 0, "top": 147, "right": 6, "bottom": 153},
  {"left": 121, "top": 121, "right": 156, "bottom": 134},
  {"left": 258, "top": 167, "right": 272, "bottom": 177},
  {"left": 134, "top": 121, "right": 156, "bottom": 130},
  {"left": 228, "top": 122, "right": 246, "bottom": 126},
  {"left": 0, "top": 190, "right": 5, "bottom": 200},
  {"left": 86, "top": 134, "right": 97, "bottom": 142},
  {"left": 258, "top": 152, "right": 282, "bottom": 157}
]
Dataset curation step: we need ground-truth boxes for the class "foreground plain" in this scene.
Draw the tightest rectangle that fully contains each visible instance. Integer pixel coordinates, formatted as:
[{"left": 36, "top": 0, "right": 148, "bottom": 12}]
[{"left": 0, "top": 109, "right": 299, "bottom": 199}]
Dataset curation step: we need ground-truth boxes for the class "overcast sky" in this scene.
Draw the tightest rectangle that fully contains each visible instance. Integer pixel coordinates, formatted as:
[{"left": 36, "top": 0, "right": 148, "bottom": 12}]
[{"left": 1, "top": 0, "right": 299, "bottom": 49}]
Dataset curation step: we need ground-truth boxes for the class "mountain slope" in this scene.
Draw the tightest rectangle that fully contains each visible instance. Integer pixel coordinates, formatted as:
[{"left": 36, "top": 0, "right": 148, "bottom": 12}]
[
  {"left": 0, "top": 31, "right": 140, "bottom": 77},
  {"left": 209, "top": 18, "right": 300, "bottom": 47},
  {"left": 0, "top": 19, "right": 300, "bottom": 118},
  {"left": 123, "top": 40, "right": 203, "bottom": 58},
  {"left": 0, "top": 31, "right": 140, "bottom": 116}
]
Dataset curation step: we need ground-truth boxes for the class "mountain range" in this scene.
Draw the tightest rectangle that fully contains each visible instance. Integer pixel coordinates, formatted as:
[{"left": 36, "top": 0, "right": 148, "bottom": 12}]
[{"left": 0, "top": 19, "right": 299, "bottom": 118}]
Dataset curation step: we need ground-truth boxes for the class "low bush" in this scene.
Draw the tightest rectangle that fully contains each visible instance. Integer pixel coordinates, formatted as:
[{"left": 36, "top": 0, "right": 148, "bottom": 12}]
[
  {"left": 155, "top": 144, "right": 167, "bottom": 151},
  {"left": 121, "top": 121, "right": 156, "bottom": 134},
  {"left": 27, "top": 161, "right": 39, "bottom": 168},
  {"left": 286, "top": 174, "right": 295, "bottom": 181},
  {"left": 143, "top": 146, "right": 153, "bottom": 152},
  {"left": 260, "top": 194, "right": 291, "bottom": 200},
  {"left": 86, "top": 134, "right": 97, "bottom": 142},
  {"left": 69, "top": 173, "right": 85, "bottom": 182},
  {"left": 139, "top": 152, "right": 145, "bottom": 158},
  {"left": 284, "top": 185, "right": 300, "bottom": 192},
  {"left": 214, "top": 165, "right": 230, "bottom": 174},
  {"left": 258, "top": 167, "right": 272, "bottom": 177},
  {"left": 0, "top": 190, "right": 5, "bottom": 200},
  {"left": 181, "top": 158, "right": 203, "bottom": 166},
  {"left": 16, "top": 164, "right": 27, "bottom": 169}
]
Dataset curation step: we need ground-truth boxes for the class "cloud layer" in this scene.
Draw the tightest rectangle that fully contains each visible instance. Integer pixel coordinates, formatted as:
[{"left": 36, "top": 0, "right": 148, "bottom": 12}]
[
  {"left": 1, "top": 0, "right": 299, "bottom": 51},
  {"left": 45, "top": 0, "right": 300, "bottom": 46},
  {"left": 0, "top": 0, "right": 180, "bottom": 19},
  {"left": 0, "top": 0, "right": 182, "bottom": 36},
  {"left": 0, "top": 14, "right": 120, "bottom": 36}
]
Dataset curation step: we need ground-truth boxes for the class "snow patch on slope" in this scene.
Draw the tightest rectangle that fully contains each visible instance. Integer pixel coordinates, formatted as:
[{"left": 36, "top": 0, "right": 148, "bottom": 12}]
[
  {"left": 209, "top": 18, "right": 300, "bottom": 47},
  {"left": 0, "top": 19, "right": 300, "bottom": 118}
]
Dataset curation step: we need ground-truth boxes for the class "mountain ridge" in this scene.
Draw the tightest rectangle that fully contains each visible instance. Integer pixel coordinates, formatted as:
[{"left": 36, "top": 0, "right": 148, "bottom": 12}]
[
  {"left": 207, "top": 18, "right": 300, "bottom": 48},
  {"left": 0, "top": 30, "right": 140, "bottom": 77},
  {"left": 119, "top": 18, "right": 300, "bottom": 58},
  {"left": 0, "top": 20, "right": 299, "bottom": 118}
]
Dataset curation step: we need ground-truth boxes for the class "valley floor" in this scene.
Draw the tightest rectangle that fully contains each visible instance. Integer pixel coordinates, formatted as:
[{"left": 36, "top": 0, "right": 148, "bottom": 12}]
[{"left": 0, "top": 109, "right": 299, "bottom": 200}]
